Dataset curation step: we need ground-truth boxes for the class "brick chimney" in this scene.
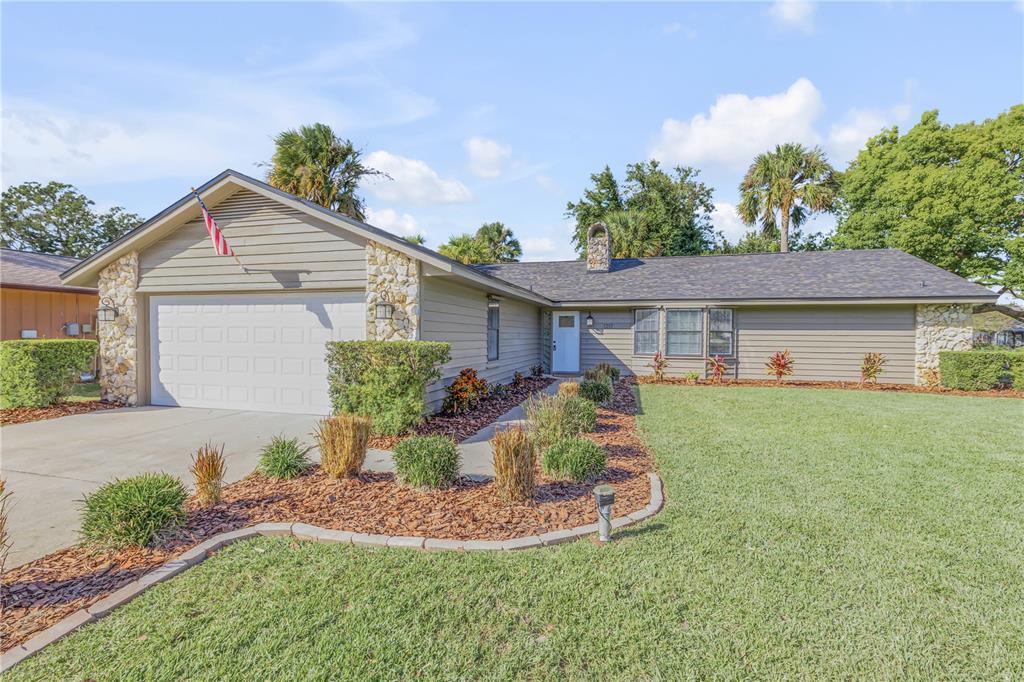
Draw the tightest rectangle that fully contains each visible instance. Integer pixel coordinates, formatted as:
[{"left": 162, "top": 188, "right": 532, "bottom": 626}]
[{"left": 586, "top": 223, "right": 612, "bottom": 272}]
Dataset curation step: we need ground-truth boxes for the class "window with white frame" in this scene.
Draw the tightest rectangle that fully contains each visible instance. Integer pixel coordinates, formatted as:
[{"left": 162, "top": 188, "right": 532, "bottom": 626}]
[
  {"left": 708, "top": 308, "right": 734, "bottom": 356},
  {"left": 633, "top": 308, "right": 659, "bottom": 355},
  {"left": 487, "top": 301, "right": 500, "bottom": 361},
  {"left": 666, "top": 309, "right": 702, "bottom": 356}
]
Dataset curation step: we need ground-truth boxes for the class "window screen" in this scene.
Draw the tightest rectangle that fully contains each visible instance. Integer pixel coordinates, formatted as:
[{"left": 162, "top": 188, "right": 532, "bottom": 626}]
[
  {"left": 487, "top": 303, "right": 500, "bottom": 361},
  {"left": 666, "top": 309, "right": 702, "bottom": 356},
  {"left": 708, "top": 308, "right": 734, "bottom": 356},
  {"left": 633, "top": 308, "right": 659, "bottom": 355}
]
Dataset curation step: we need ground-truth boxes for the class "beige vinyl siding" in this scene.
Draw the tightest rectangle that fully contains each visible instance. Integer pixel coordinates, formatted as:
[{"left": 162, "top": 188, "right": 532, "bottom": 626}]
[
  {"left": 421, "top": 277, "right": 541, "bottom": 411},
  {"left": 583, "top": 309, "right": 703, "bottom": 377},
  {"left": 735, "top": 305, "right": 915, "bottom": 383},
  {"left": 138, "top": 189, "right": 366, "bottom": 292}
]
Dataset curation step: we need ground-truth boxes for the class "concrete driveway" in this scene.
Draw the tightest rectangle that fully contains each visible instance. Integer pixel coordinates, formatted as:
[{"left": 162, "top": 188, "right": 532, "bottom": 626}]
[{"left": 2, "top": 406, "right": 326, "bottom": 568}]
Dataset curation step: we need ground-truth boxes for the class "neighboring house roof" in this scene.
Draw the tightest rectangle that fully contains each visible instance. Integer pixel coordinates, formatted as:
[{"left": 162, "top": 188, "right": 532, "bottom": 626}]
[
  {"left": 474, "top": 250, "right": 996, "bottom": 304},
  {"left": 0, "top": 249, "right": 96, "bottom": 293}
]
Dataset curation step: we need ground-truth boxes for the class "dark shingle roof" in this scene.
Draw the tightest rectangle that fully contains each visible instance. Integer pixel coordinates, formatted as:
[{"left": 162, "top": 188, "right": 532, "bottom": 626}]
[
  {"left": 1, "top": 249, "right": 95, "bottom": 292},
  {"left": 473, "top": 249, "right": 994, "bottom": 303}
]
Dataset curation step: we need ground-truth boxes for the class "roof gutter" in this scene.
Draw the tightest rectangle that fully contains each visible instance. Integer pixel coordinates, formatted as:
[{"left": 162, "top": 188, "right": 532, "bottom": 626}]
[{"left": 548, "top": 295, "right": 997, "bottom": 308}]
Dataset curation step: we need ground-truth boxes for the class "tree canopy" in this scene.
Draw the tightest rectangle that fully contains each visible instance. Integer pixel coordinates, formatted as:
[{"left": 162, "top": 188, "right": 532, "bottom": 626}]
[
  {"left": 401, "top": 234, "right": 426, "bottom": 245},
  {"left": 265, "top": 123, "right": 384, "bottom": 220},
  {"left": 0, "top": 181, "right": 143, "bottom": 258},
  {"left": 439, "top": 222, "right": 521, "bottom": 264},
  {"left": 832, "top": 107, "right": 1023, "bottom": 298},
  {"left": 737, "top": 143, "right": 838, "bottom": 253},
  {"left": 566, "top": 161, "right": 715, "bottom": 258}
]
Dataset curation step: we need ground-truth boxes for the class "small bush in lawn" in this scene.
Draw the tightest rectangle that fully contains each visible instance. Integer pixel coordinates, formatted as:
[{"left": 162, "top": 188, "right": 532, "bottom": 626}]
[
  {"left": 259, "top": 435, "right": 312, "bottom": 479},
  {"left": 646, "top": 352, "right": 668, "bottom": 382},
  {"left": 706, "top": 355, "right": 728, "bottom": 383},
  {"left": 580, "top": 377, "right": 612, "bottom": 404},
  {"left": 392, "top": 435, "right": 460, "bottom": 489},
  {"left": 562, "top": 395, "right": 597, "bottom": 434},
  {"left": 316, "top": 414, "right": 372, "bottom": 478},
  {"left": 190, "top": 442, "right": 226, "bottom": 508},
  {"left": 525, "top": 393, "right": 569, "bottom": 452},
  {"left": 442, "top": 367, "right": 489, "bottom": 415},
  {"left": 558, "top": 381, "right": 580, "bottom": 397},
  {"left": 594, "top": 363, "right": 621, "bottom": 382},
  {"left": 491, "top": 426, "right": 535, "bottom": 503},
  {"left": 542, "top": 437, "right": 606, "bottom": 483},
  {"left": 80, "top": 473, "right": 187, "bottom": 549},
  {"left": 860, "top": 352, "right": 887, "bottom": 385},
  {"left": 0, "top": 480, "right": 11, "bottom": 572},
  {"left": 764, "top": 350, "right": 795, "bottom": 382}
]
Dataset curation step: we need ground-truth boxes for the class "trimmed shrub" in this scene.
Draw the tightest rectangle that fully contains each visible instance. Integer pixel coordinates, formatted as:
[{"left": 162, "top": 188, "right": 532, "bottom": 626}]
[
  {"left": 860, "top": 352, "right": 887, "bottom": 385},
  {"left": 326, "top": 341, "right": 451, "bottom": 436},
  {"left": 0, "top": 339, "right": 98, "bottom": 408},
  {"left": 190, "top": 442, "right": 226, "bottom": 508},
  {"left": 79, "top": 473, "right": 188, "bottom": 549},
  {"left": 764, "top": 350, "right": 795, "bottom": 382},
  {"left": 392, "top": 435, "right": 460, "bottom": 489},
  {"left": 558, "top": 381, "right": 580, "bottom": 397},
  {"left": 259, "top": 435, "right": 312, "bottom": 479},
  {"left": 542, "top": 437, "right": 607, "bottom": 483},
  {"left": 580, "top": 377, "right": 613, "bottom": 404},
  {"left": 316, "top": 414, "right": 372, "bottom": 478},
  {"left": 442, "top": 367, "right": 489, "bottom": 415},
  {"left": 562, "top": 395, "right": 597, "bottom": 434},
  {"left": 939, "top": 350, "right": 1022, "bottom": 390},
  {"left": 491, "top": 426, "right": 535, "bottom": 503}
]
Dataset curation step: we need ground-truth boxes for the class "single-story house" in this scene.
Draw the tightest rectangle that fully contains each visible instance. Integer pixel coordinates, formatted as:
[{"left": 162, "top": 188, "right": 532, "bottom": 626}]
[
  {"left": 1, "top": 249, "right": 99, "bottom": 341},
  {"left": 60, "top": 169, "right": 996, "bottom": 414}
]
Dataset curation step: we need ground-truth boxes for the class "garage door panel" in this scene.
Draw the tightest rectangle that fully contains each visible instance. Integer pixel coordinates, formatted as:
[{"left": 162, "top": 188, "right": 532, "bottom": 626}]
[{"left": 150, "top": 292, "right": 364, "bottom": 414}]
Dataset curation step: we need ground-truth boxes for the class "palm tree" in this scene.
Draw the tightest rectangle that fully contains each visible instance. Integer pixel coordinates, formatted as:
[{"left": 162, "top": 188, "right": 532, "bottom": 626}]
[
  {"left": 474, "top": 222, "right": 522, "bottom": 262},
  {"left": 738, "top": 143, "right": 838, "bottom": 252},
  {"left": 265, "top": 123, "right": 385, "bottom": 220},
  {"left": 602, "top": 210, "right": 663, "bottom": 258},
  {"left": 402, "top": 234, "right": 426, "bottom": 245},
  {"left": 438, "top": 234, "right": 488, "bottom": 264}
]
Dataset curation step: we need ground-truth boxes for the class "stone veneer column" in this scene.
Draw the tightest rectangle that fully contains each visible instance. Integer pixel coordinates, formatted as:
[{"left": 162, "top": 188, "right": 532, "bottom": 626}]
[
  {"left": 97, "top": 252, "right": 139, "bottom": 405},
  {"left": 914, "top": 303, "right": 973, "bottom": 385},
  {"left": 365, "top": 241, "right": 420, "bottom": 340}
]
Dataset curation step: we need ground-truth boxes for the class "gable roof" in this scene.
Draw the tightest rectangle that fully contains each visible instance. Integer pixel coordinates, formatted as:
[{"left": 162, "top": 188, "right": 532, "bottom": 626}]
[
  {"left": 60, "top": 170, "right": 551, "bottom": 305},
  {"left": 1, "top": 249, "right": 96, "bottom": 293},
  {"left": 474, "top": 250, "right": 996, "bottom": 304}
]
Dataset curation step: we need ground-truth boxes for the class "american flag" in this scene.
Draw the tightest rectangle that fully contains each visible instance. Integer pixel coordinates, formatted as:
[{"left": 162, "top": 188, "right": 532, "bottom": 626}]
[{"left": 193, "top": 192, "right": 236, "bottom": 257}]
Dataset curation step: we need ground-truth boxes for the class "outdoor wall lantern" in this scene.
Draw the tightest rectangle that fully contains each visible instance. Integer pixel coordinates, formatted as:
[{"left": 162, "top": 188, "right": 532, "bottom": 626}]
[
  {"left": 586, "top": 312, "right": 595, "bottom": 328},
  {"left": 593, "top": 484, "right": 615, "bottom": 542},
  {"left": 96, "top": 298, "right": 119, "bottom": 323},
  {"left": 374, "top": 293, "right": 394, "bottom": 320}
]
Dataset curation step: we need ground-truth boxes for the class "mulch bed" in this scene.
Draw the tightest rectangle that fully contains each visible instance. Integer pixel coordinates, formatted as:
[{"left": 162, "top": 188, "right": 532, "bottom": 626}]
[
  {"left": 639, "top": 377, "right": 1024, "bottom": 399},
  {"left": 0, "top": 378, "right": 653, "bottom": 653},
  {"left": 368, "top": 376, "right": 555, "bottom": 449},
  {"left": 0, "top": 400, "right": 119, "bottom": 426}
]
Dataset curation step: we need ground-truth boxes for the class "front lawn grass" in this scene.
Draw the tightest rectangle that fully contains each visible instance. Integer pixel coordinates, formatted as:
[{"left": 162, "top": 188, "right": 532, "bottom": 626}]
[
  {"left": 9, "top": 387, "right": 1023, "bottom": 680},
  {"left": 64, "top": 382, "right": 100, "bottom": 402}
]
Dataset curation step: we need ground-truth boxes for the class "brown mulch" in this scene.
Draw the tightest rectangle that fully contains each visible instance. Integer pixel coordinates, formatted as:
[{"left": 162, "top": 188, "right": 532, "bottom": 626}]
[
  {"left": 0, "top": 378, "right": 653, "bottom": 653},
  {"left": 639, "top": 377, "right": 1024, "bottom": 399},
  {"left": 0, "top": 400, "right": 119, "bottom": 426},
  {"left": 368, "top": 377, "right": 556, "bottom": 449}
]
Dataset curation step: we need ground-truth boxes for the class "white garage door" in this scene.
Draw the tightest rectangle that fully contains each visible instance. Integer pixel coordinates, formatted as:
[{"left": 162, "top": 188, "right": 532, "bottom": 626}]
[{"left": 149, "top": 292, "right": 364, "bottom": 414}]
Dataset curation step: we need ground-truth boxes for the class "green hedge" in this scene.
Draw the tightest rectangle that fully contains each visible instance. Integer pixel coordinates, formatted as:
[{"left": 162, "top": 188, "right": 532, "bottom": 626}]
[
  {"left": 326, "top": 341, "right": 451, "bottom": 436},
  {"left": 0, "top": 339, "right": 98, "bottom": 408},
  {"left": 938, "top": 350, "right": 1024, "bottom": 391}
]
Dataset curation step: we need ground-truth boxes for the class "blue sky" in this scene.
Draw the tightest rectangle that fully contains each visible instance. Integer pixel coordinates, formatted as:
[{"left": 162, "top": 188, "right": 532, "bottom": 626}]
[{"left": 2, "top": 1, "right": 1021, "bottom": 261}]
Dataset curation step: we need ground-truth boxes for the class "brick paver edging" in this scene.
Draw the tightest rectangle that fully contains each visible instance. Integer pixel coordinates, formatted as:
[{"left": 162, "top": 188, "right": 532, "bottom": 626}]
[{"left": 1, "top": 472, "right": 663, "bottom": 672}]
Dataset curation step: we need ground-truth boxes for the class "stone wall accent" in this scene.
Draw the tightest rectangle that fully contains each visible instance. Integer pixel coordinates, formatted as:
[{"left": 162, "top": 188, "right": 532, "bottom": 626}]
[
  {"left": 586, "top": 223, "right": 612, "bottom": 272},
  {"left": 366, "top": 241, "right": 420, "bottom": 340},
  {"left": 97, "top": 252, "right": 139, "bottom": 405},
  {"left": 540, "top": 310, "right": 552, "bottom": 372},
  {"left": 915, "top": 303, "right": 973, "bottom": 385}
]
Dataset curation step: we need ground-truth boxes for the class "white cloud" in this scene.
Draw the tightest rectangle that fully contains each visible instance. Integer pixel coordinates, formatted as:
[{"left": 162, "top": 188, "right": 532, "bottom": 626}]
[
  {"left": 464, "top": 137, "right": 512, "bottom": 179},
  {"left": 650, "top": 78, "right": 824, "bottom": 169},
  {"left": 364, "top": 151, "right": 473, "bottom": 205},
  {"left": 364, "top": 206, "right": 422, "bottom": 237},
  {"left": 711, "top": 202, "right": 749, "bottom": 242},
  {"left": 662, "top": 22, "right": 697, "bottom": 38},
  {"left": 768, "top": 0, "right": 816, "bottom": 33},
  {"left": 827, "top": 103, "right": 911, "bottom": 163}
]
